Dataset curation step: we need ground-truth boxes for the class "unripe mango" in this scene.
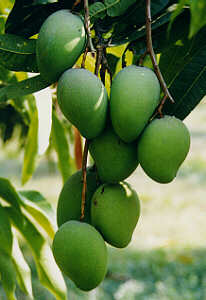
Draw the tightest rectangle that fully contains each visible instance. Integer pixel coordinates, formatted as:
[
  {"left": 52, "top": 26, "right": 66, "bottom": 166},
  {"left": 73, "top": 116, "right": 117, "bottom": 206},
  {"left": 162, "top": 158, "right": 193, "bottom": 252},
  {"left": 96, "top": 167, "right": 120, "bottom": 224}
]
[
  {"left": 57, "top": 68, "right": 108, "bottom": 139},
  {"left": 89, "top": 126, "right": 139, "bottom": 183},
  {"left": 52, "top": 221, "right": 108, "bottom": 291},
  {"left": 36, "top": 10, "right": 86, "bottom": 83},
  {"left": 110, "top": 65, "right": 161, "bottom": 142},
  {"left": 57, "top": 167, "right": 99, "bottom": 227},
  {"left": 91, "top": 182, "right": 140, "bottom": 248},
  {"left": 138, "top": 115, "right": 190, "bottom": 183}
]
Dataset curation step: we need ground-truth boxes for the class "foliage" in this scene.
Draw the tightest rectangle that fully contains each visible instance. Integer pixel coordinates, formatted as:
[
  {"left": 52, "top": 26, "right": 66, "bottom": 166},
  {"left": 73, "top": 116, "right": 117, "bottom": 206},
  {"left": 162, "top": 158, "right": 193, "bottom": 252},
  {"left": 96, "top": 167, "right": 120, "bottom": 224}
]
[{"left": 0, "top": 0, "right": 206, "bottom": 299}]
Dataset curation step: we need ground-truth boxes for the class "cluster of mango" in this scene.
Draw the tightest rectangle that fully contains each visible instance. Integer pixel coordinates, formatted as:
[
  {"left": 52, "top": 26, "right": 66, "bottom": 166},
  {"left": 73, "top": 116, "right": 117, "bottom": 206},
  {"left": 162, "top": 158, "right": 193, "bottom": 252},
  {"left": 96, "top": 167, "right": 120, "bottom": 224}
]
[{"left": 36, "top": 9, "right": 190, "bottom": 292}]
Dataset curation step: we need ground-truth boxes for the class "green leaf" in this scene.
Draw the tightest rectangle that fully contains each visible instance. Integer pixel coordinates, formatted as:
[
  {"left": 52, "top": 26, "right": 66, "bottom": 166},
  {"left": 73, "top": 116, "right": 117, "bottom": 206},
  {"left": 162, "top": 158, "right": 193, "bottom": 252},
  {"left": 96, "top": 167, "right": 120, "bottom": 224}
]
[
  {"left": 168, "top": 0, "right": 188, "bottom": 32},
  {"left": 90, "top": 2, "right": 106, "bottom": 20},
  {"left": 19, "top": 190, "right": 56, "bottom": 238},
  {"left": 12, "top": 234, "right": 33, "bottom": 299},
  {"left": 0, "top": 34, "right": 38, "bottom": 72},
  {"left": 0, "top": 204, "right": 13, "bottom": 255},
  {"left": 162, "top": 45, "right": 206, "bottom": 120},
  {"left": 105, "top": 0, "right": 136, "bottom": 17},
  {"left": 5, "top": 2, "right": 61, "bottom": 38},
  {"left": 0, "top": 34, "right": 36, "bottom": 54},
  {"left": 7, "top": 207, "right": 68, "bottom": 300},
  {"left": 0, "top": 75, "right": 50, "bottom": 103},
  {"left": 21, "top": 95, "right": 38, "bottom": 185},
  {"left": 0, "top": 177, "right": 21, "bottom": 210},
  {"left": 0, "top": 250, "right": 17, "bottom": 300},
  {"left": 51, "top": 110, "right": 73, "bottom": 183},
  {"left": 189, "top": 0, "right": 206, "bottom": 38}
]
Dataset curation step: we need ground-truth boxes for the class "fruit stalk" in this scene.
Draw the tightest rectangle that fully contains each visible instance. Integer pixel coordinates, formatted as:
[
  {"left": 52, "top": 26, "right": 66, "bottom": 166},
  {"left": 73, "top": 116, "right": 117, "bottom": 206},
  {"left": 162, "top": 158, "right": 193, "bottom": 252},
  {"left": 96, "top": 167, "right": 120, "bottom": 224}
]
[
  {"left": 145, "top": 0, "right": 174, "bottom": 108},
  {"left": 83, "top": 0, "right": 95, "bottom": 53},
  {"left": 80, "top": 139, "right": 89, "bottom": 220}
]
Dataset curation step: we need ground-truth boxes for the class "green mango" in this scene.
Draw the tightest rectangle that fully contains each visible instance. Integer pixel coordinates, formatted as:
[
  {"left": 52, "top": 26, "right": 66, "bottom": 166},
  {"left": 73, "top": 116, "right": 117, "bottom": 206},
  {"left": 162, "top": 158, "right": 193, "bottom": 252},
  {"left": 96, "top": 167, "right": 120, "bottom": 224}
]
[
  {"left": 57, "top": 68, "right": 108, "bottom": 139},
  {"left": 57, "top": 167, "right": 99, "bottom": 227},
  {"left": 52, "top": 220, "right": 108, "bottom": 291},
  {"left": 110, "top": 65, "right": 161, "bottom": 142},
  {"left": 89, "top": 126, "right": 139, "bottom": 183},
  {"left": 138, "top": 115, "right": 190, "bottom": 183},
  {"left": 36, "top": 10, "right": 86, "bottom": 83},
  {"left": 91, "top": 182, "right": 140, "bottom": 248}
]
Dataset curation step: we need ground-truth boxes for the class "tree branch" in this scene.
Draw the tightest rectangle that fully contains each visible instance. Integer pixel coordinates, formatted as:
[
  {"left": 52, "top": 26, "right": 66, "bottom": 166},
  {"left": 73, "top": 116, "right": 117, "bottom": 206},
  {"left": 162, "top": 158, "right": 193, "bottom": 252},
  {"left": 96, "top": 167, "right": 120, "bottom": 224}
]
[{"left": 145, "top": 0, "right": 174, "bottom": 114}]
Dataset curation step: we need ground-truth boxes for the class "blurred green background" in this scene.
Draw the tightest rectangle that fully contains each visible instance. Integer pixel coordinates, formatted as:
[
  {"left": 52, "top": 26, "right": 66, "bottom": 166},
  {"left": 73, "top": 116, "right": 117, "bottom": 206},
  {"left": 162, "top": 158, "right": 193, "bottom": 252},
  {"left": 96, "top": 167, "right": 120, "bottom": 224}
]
[{"left": 0, "top": 98, "right": 206, "bottom": 300}]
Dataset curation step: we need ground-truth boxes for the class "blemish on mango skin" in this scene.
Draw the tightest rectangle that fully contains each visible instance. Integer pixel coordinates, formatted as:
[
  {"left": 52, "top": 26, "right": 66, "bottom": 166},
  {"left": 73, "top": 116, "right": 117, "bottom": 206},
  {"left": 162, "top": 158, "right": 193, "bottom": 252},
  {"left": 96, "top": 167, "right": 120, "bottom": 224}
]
[
  {"left": 101, "top": 187, "right": 105, "bottom": 194},
  {"left": 93, "top": 199, "right": 98, "bottom": 206}
]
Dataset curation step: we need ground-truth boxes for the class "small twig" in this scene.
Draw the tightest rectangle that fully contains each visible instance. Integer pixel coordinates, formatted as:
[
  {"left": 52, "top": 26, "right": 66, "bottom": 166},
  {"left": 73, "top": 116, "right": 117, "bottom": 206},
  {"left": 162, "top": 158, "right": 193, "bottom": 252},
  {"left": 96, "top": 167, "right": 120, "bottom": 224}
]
[
  {"left": 146, "top": 0, "right": 174, "bottom": 106},
  {"left": 72, "top": 0, "right": 81, "bottom": 11},
  {"left": 138, "top": 49, "right": 148, "bottom": 66},
  {"left": 95, "top": 45, "right": 104, "bottom": 76},
  {"left": 74, "top": 127, "right": 83, "bottom": 170},
  {"left": 81, "top": 47, "right": 89, "bottom": 68},
  {"left": 83, "top": 0, "right": 95, "bottom": 53},
  {"left": 80, "top": 139, "right": 89, "bottom": 220}
]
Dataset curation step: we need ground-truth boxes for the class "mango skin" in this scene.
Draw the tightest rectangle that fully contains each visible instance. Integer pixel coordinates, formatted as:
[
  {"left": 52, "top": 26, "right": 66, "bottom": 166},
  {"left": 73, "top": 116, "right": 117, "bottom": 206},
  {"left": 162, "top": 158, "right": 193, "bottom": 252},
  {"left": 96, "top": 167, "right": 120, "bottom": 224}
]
[
  {"left": 91, "top": 182, "right": 140, "bottom": 248},
  {"left": 57, "top": 68, "right": 108, "bottom": 139},
  {"left": 110, "top": 65, "right": 161, "bottom": 142},
  {"left": 52, "top": 220, "right": 108, "bottom": 291},
  {"left": 89, "top": 126, "right": 139, "bottom": 183},
  {"left": 138, "top": 115, "right": 190, "bottom": 183},
  {"left": 57, "top": 167, "right": 99, "bottom": 227},
  {"left": 36, "top": 10, "right": 86, "bottom": 83}
]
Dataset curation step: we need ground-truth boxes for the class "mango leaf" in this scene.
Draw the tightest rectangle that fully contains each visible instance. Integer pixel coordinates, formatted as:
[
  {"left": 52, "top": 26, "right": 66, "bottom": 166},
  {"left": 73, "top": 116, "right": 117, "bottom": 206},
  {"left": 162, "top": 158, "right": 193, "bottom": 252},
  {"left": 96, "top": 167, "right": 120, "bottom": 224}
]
[
  {"left": 21, "top": 95, "right": 38, "bottom": 185},
  {"left": 0, "top": 34, "right": 38, "bottom": 72},
  {"left": 51, "top": 110, "right": 73, "bottom": 183},
  {"left": 162, "top": 45, "right": 206, "bottom": 120},
  {"left": 0, "top": 177, "right": 21, "bottom": 210},
  {"left": 12, "top": 234, "right": 33, "bottom": 299},
  {"left": 189, "top": 0, "right": 206, "bottom": 38},
  {"left": 19, "top": 190, "right": 56, "bottom": 238},
  {"left": 105, "top": 0, "right": 136, "bottom": 17},
  {"left": 5, "top": 1, "right": 61, "bottom": 38},
  {"left": 112, "top": 8, "right": 172, "bottom": 46},
  {"left": 7, "top": 207, "right": 68, "bottom": 300},
  {"left": 0, "top": 250, "right": 17, "bottom": 300},
  {"left": 0, "top": 204, "right": 13, "bottom": 255},
  {"left": 168, "top": 0, "right": 188, "bottom": 32},
  {"left": 90, "top": 2, "right": 106, "bottom": 20},
  {"left": 0, "top": 75, "right": 50, "bottom": 103}
]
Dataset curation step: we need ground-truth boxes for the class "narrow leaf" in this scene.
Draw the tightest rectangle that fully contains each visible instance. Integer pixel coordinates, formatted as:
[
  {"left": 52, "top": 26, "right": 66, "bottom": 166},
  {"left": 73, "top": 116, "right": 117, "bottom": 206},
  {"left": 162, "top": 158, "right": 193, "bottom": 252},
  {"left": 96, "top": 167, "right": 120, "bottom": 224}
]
[
  {"left": 0, "top": 177, "right": 21, "bottom": 210},
  {"left": 105, "top": 0, "right": 136, "bottom": 17},
  {"left": 0, "top": 34, "right": 36, "bottom": 54},
  {"left": 0, "top": 250, "right": 17, "bottom": 300},
  {"left": 0, "top": 204, "right": 13, "bottom": 255},
  {"left": 19, "top": 190, "right": 56, "bottom": 238},
  {"left": 52, "top": 110, "right": 73, "bottom": 183},
  {"left": 12, "top": 234, "right": 33, "bottom": 299},
  {"left": 0, "top": 75, "right": 50, "bottom": 104},
  {"left": 90, "top": 2, "right": 106, "bottom": 20},
  {"left": 21, "top": 96, "right": 38, "bottom": 185},
  {"left": 190, "top": 0, "right": 206, "bottom": 38},
  {"left": 7, "top": 207, "right": 68, "bottom": 300},
  {"left": 162, "top": 45, "right": 206, "bottom": 120}
]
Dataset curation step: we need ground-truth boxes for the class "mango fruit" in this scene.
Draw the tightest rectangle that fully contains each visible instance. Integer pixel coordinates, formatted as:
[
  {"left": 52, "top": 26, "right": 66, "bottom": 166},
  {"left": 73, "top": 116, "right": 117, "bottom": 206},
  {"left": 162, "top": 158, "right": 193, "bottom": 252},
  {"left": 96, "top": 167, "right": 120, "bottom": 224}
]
[
  {"left": 91, "top": 182, "right": 140, "bottom": 248},
  {"left": 57, "top": 68, "right": 108, "bottom": 139},
  {"left": 57, "top": 167, "right": 99, "bottom": 227},
  {"left": 52, "top": 220, "right": 108, "bottom": 291},
  {"left": 36, "top": 10, "right": 86, "bottom": 83},
  {"left": 110, "top": 65, "right": 161, "bottom": 142},
  {"left": 138, "top": 115, "right": 190, "bottom": 183},
  {"left": 89, "top": 126, "right": 138, "bottom": 183}
]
